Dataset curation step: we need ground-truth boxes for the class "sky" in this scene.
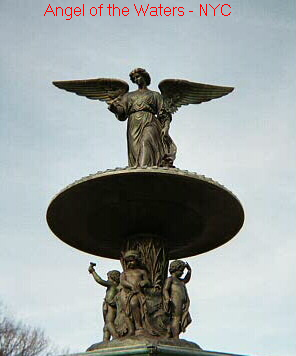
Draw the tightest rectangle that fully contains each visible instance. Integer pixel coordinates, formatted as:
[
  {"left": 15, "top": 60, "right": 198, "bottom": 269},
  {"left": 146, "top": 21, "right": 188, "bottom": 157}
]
[{"left": 0, "top": 0, "right": 295, "bottom": 355}]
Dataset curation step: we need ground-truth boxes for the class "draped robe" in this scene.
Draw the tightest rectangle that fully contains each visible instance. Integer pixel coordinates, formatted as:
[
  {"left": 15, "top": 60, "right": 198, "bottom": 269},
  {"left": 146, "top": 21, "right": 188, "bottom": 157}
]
[{"left": 111, "top": 89, "right": 176, "bottom": 167}]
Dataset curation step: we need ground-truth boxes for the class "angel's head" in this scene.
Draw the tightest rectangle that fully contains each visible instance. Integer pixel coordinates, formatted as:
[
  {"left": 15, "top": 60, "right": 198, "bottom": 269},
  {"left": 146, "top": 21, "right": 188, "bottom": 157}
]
[{"left": 129, "top": 68, "right": 151, "bottom": 87}]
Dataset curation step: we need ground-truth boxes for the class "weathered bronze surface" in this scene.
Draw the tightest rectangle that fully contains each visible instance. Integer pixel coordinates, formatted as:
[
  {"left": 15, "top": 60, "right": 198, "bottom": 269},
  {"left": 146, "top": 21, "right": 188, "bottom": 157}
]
[
  {"left": 163, "top": 260, "right": 192, "bottom": 338},
  {"left": 88, "top": 250, "right": 192, "bottom": 342},
  {"left": 88, "top": 264, "right": 121, "bottom": 341},
  {"left": 48, "top": 68, "right": 243, "bottom": 350},
  {"left": 88, "top": 240, "right": 195, "bottom": 341},
  {"left": 63, "top": 343, "right": 248, "bottom": 356},
  {"left": 46, "top": 167, "right": 244, "bottom": 259},
  {"left": 48, "top": 167, "right": 244, "bottom": 344},
  {"left": 87, "top": 337, "right": 201, "bottom": 353},
  {"left": 53, "top": 68, "right": 233, "bottom": 167}
]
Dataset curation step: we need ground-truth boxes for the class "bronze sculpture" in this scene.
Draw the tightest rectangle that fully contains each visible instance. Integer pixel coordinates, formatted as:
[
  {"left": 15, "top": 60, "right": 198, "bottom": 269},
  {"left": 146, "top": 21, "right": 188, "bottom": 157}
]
[
  {"left": 88, "top": 253, "right": 193, "bottom": 342},
  {"left": 48, "top": 68, "right": 244, "bottom": 353},
  {"left": 53, "top": 68, "right": 233, "bottom": 167},
  {"left": 117, "top": 250, "right": 150, "bottom": 336},
  {"left": 88, "top": 263, "right": 121, "bottom": 341},
  {"left": 163, "top": 260, "right": 192, "bottom": 339},
  {"left": 89, "top": 249, "right": 170, "bottom": 341}
]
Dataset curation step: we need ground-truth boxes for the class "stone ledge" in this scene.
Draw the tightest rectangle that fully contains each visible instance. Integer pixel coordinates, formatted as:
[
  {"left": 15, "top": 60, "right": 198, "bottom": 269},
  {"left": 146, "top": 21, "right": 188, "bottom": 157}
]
[
  {"left": 52, "top": 167, "right": 234, "bottom": 201},
  {"left": 61, "top": 344, "right": 247, "bottom": 356}
]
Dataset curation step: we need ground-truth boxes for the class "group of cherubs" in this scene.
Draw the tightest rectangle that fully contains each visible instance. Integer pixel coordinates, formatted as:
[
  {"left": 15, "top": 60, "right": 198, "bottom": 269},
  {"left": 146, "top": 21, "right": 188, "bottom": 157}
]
[{"left": 88, "top": 250, "right": 192, "bottom": 342}]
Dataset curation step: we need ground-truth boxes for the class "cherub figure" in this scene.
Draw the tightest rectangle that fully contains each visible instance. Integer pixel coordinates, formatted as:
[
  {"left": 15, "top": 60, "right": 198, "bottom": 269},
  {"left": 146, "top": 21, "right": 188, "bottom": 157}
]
[
  {"left": 163, "top": 260, "right": 192, "bottom": 339},
  {"left": 88, "top": 263, "right": 121, "bottom": 341},
  {"left": 118, "top": 250, "right": 150, "bottom": 335}
]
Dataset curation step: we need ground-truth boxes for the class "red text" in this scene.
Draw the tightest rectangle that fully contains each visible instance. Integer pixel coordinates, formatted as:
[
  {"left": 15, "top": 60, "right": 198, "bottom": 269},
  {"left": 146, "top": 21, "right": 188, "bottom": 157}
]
[
  {"left": 200, "top": 4, "right": 231, "bottom": 16},
  {"left": 44, "top": 4, "right": 85, "bottom": 20},
  {"left": 134, "top": 4, "right": 185, "bottom": 16}
]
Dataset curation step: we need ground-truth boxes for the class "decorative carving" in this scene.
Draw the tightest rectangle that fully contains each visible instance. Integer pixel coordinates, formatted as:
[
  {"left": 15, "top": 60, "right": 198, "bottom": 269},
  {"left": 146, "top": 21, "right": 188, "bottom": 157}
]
[
  {"left": 121, "top": 238, "right": 169, "bottom": 337},
  {"left": 123, "top": 237, "right": 168, "bottom": 290}
]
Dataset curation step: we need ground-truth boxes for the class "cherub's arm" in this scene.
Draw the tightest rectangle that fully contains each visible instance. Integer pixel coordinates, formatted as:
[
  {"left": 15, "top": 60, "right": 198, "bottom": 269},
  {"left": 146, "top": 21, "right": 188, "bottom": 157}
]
[
  {"left": 163, "top": 277, "right": 172, "bottom": 312},
  {"left": 120, "top": 272, "right": 134, "bottom": 290},
  {"left": 88, "top": 266, "right": 111, "bottom": 287},
  {"left": 182, "top": 263, "right": 192, "bottom": 284},
  {"left": 139, "top": 269, "right": 150, "bottom": 288}
]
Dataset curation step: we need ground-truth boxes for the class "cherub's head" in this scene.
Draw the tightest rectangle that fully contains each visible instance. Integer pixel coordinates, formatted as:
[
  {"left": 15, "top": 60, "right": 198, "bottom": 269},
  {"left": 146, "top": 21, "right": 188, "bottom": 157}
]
[
  {"left": 129, "top": 68, "right": 151, "bottom": 87},
  {"left": 124, "top": 250, "right": 141, "bottom": 269},
  {"left": 169, "top": 260, "right": 186, "bottom": 277},
  {"left": 107, "top": 270, "right": 121, "bottom": 284}
]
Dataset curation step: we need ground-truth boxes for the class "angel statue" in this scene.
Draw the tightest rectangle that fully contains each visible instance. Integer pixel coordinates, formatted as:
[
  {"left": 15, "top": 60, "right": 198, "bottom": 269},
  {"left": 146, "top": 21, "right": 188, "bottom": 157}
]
[{"left": 53, "top": 68, "right": 233, "bottom": 167}]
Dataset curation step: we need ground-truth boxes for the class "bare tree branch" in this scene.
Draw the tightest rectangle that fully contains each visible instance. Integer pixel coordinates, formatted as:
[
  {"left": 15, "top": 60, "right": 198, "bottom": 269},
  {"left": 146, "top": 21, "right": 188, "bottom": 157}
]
[{"left": 0, "top": 303, "right": 67, "bottom": 356}]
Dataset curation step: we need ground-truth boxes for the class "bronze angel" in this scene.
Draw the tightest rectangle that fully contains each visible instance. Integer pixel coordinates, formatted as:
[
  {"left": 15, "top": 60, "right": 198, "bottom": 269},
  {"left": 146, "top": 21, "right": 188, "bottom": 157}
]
[{"left": 53, "top": 68, "right": 233, "bottom": 167}]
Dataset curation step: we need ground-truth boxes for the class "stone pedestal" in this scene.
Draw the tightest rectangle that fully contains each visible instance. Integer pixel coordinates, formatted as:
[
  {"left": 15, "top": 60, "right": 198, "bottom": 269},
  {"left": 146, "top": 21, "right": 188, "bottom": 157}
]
[{"left": 61, "top": 344, "right": 246, "bottom": 356}]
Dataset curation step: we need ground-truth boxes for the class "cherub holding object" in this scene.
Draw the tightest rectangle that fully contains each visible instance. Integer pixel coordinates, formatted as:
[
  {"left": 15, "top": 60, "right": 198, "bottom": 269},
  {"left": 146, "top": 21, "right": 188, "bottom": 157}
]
[
  {"left": 88, "top": 262, "right": 121, "bottom": 341},
  {"left": 163, "top": 260, "right": 192, "bottom": 339}
]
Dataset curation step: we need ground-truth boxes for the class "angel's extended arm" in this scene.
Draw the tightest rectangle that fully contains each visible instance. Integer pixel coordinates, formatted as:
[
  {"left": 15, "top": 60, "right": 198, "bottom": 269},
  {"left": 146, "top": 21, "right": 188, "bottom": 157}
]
[{"left": 108, "top": 95, "right": 128, "bottom": 122}]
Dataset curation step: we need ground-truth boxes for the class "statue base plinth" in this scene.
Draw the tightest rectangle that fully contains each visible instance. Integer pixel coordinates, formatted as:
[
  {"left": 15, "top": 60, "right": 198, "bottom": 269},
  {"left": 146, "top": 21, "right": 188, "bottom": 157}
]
[
  {"left": 87, "top": 336, "right": 201, "bottom": 352},
  {"left": 61, "top": 343, "right": 246, "bottom": 356}
]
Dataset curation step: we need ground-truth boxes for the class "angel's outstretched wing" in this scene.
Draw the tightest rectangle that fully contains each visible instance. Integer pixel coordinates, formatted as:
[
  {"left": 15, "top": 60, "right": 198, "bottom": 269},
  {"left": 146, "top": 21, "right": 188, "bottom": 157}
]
[
  {"left": 53, "top": 78, "right": 129, "bottom": 104},
  {"left": 158, "top": 79, "right": 234, "bottom": 114}
]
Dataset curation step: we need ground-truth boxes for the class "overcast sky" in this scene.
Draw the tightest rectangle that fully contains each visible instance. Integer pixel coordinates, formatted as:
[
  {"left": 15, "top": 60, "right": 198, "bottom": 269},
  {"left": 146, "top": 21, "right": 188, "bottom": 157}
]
[{"left": 0, "top": 1, "right": 295, "bottom": 355}]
